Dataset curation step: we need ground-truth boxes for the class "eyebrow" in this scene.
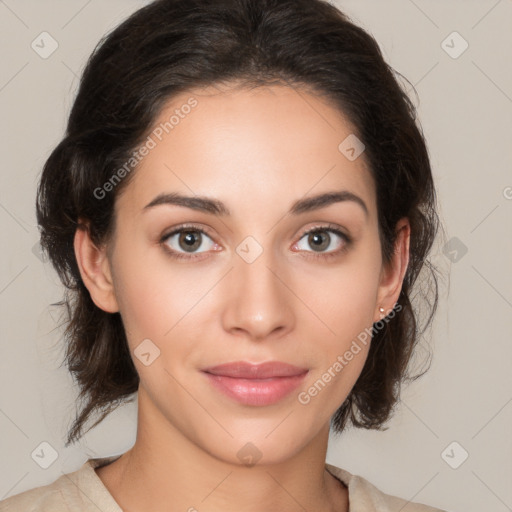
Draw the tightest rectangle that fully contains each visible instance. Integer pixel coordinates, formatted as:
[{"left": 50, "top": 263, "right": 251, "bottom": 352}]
[{"left": 143, "top": 190, "right": 368, "bottom": 218}]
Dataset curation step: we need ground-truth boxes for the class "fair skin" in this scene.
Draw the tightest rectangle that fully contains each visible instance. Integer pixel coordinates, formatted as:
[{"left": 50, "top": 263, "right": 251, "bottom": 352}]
[{"left": 74, "top": 83, "right": 410, "bottom": 512}]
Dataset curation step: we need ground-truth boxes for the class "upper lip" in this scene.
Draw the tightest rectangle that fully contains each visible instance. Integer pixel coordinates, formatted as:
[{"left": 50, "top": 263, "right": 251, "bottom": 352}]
[{"left": 202, "top": 361, "right": 309, "bottom": 379}]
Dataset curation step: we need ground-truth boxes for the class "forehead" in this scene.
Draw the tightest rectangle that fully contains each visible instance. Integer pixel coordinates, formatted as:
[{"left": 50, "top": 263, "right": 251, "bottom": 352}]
[{"left": 116, "top": 84, "right": 376, "bottom": 221}]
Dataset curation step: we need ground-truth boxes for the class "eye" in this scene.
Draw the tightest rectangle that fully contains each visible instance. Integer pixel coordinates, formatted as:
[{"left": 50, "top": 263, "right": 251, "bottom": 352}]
[
  {"left": 160, "top": 224, "right": 218, "bottom": 260},
  {"left": 159, "top": 223, "right": 352, "bottom": 262},
  {"left": 294, "top": 225, "right": 351, "bottom": 258}
]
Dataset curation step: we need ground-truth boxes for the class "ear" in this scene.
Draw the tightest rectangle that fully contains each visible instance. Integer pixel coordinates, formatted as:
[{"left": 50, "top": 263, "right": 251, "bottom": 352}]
[
  {"left": 374, "top": 217, "right": 410, "bottom": 323},
  {"left": 73, "top": 219, "right": 119, "bottom": 313}
]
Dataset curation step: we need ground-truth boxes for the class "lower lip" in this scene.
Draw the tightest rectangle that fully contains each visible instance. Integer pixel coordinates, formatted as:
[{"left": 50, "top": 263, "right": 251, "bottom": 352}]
[{"left": 202, "top": 371, "right": 308, "bottom": 406}]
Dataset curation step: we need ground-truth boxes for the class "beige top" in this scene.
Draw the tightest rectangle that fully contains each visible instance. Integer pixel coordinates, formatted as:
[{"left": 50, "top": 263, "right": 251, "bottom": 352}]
[{"left": 0, "top": 455, "right": 448, "bottom": 512}]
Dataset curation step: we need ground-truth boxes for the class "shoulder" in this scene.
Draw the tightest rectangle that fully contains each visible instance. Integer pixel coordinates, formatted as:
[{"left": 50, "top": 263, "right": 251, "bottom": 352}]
[
  {"left": 0, "top": 473, "right": 74, "bottom": 512},
  {"left": 325, "top": 463, "right": 450, "bottom": 512},
  {"left": 0, "top": 455, "right": 122, "bottom": 512}
]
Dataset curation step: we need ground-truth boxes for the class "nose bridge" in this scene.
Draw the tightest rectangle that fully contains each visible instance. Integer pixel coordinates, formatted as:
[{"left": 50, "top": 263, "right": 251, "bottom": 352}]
[{"left": 221, "top": 239, "right": 294, "bottom": 340}]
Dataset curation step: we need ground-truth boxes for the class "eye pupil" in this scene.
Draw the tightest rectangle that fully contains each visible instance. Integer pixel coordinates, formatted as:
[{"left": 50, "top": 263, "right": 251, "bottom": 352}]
[
  {"left": 179, "top": 230, "right": 201, "bottom": 252},
  {"left": 167, "top": 227, "right": 342, "bottom": 258},
  {"left": 309, "top": 231, "right": 329, "bottom": 251}
]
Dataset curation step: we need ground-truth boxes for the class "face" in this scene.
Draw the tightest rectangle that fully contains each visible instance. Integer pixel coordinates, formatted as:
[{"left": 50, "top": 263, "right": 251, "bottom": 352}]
[{"left": 81, "top": 83, "right": 407, "bottom": 465}]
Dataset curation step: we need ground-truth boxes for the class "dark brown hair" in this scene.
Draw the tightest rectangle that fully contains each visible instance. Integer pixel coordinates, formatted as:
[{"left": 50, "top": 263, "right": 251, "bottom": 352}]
[{"left": 36, "top": 0, "right": 442, "bottom": 447}]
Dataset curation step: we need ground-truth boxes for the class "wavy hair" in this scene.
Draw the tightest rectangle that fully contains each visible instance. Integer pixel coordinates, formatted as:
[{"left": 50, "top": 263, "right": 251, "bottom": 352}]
[{"left": 35, "top": 0, "right": 442, "bottom": 446}]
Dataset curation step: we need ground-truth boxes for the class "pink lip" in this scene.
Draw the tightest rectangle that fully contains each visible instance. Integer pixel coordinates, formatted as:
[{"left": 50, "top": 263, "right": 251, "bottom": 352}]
[{"left": 202, "top": 361, "right": 309, "bottom": 406}]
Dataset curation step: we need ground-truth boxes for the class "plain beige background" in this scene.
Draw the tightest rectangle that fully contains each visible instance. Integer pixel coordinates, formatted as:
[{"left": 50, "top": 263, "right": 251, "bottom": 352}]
[{"left": 0, "top": 1, "right": 511, "bottom": 511}]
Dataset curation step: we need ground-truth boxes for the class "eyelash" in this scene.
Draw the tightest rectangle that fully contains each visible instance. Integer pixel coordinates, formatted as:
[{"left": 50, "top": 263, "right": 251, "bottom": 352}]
[{"left": 159, "top": 222, "right": 352, "bottom": 262}]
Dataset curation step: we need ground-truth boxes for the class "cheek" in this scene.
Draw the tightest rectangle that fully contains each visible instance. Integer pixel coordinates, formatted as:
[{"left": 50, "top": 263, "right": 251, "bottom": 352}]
[
  {"left": 110, "top": 248, "right": 223, "bottom": 357},
  {"left": 294, "top": 248, "right": 381, "bottom": 343},
  {"left": 291, "top": 242, "right": 381, "bottom": 401},
  {"left": 109, "top": 240, "right": 182, "bottom": 340},
  {"left": 111, "top": 226, "right": 382, "bottom": 353},
  {"left": 296, "top": 270, "right": 376, "bottom": 413}
]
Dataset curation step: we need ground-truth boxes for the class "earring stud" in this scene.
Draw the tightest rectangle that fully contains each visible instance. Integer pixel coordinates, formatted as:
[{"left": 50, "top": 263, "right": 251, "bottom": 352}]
[{"left": 379, "top": 306, "right": 385, "bottom": 319}]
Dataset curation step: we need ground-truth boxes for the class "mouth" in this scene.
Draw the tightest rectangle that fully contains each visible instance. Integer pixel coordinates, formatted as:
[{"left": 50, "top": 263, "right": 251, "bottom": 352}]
[{"left": 201, "top": 361, "right": 309, "bottom": 406}]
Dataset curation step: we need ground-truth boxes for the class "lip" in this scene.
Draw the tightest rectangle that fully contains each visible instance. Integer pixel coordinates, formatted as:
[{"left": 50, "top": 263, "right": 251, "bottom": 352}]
[
  {"left": 202, "top": 361, "right": 309, "bottom": 406},
  {"left": 203, "top": 361, "right": 308, "bottom": 379}
]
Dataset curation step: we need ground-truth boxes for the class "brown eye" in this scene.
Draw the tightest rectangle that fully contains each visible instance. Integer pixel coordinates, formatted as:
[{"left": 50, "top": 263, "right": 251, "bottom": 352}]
[
  {"left": 307, "top": 231, "right": 331, "bottom": 252},
  {"left": 178, "top": 230, "right": 202, "bottom": 252},
  {"left": 296, "top": 228, "right": 348, "bottom": 254},
  {"left": 162, "top": 227, "right": 216, "bottom": 256}
]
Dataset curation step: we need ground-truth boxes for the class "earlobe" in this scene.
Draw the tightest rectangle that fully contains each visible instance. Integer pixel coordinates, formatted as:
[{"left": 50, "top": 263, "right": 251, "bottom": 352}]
[
  {"left": 374, "top": 218, "right": 410, "bottom": 322},
  {"left": 73, "top": 220, "right": 119, "bottom": 313}
]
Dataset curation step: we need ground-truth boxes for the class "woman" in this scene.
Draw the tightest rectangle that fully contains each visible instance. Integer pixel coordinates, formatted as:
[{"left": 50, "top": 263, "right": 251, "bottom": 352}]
[{"left": 0, "top": 0, "right": 447, "bottom": 510}]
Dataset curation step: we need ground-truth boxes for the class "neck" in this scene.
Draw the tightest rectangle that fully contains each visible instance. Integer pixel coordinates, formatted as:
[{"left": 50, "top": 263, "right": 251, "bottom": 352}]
[{"left": 95, "top": 389, "right": 348, "bottom": 512}]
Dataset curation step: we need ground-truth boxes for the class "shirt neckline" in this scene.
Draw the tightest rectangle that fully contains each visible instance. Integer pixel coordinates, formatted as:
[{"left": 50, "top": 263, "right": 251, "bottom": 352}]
[{"left": 81, "top": 455, "right": 356, "bottom": 511}]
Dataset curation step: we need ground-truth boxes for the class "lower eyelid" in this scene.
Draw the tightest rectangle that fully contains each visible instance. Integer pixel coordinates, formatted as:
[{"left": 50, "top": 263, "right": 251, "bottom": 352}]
[
  {"left": 161, "top": 225, "right": 350, "bottom": 257},
  {"left": 294, "top": 229, "right": 348, "bottom": 252}
]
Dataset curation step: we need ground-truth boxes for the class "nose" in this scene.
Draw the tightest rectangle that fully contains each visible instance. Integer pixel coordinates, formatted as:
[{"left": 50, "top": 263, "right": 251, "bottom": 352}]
[{"left": 221, "top": 248, "right": 296, "bottom": 342}]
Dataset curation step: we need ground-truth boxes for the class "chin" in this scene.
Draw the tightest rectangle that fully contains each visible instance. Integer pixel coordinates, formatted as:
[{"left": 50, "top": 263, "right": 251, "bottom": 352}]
[{"left": 190, "top": 418, "right": 319, "bottom": 468}]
